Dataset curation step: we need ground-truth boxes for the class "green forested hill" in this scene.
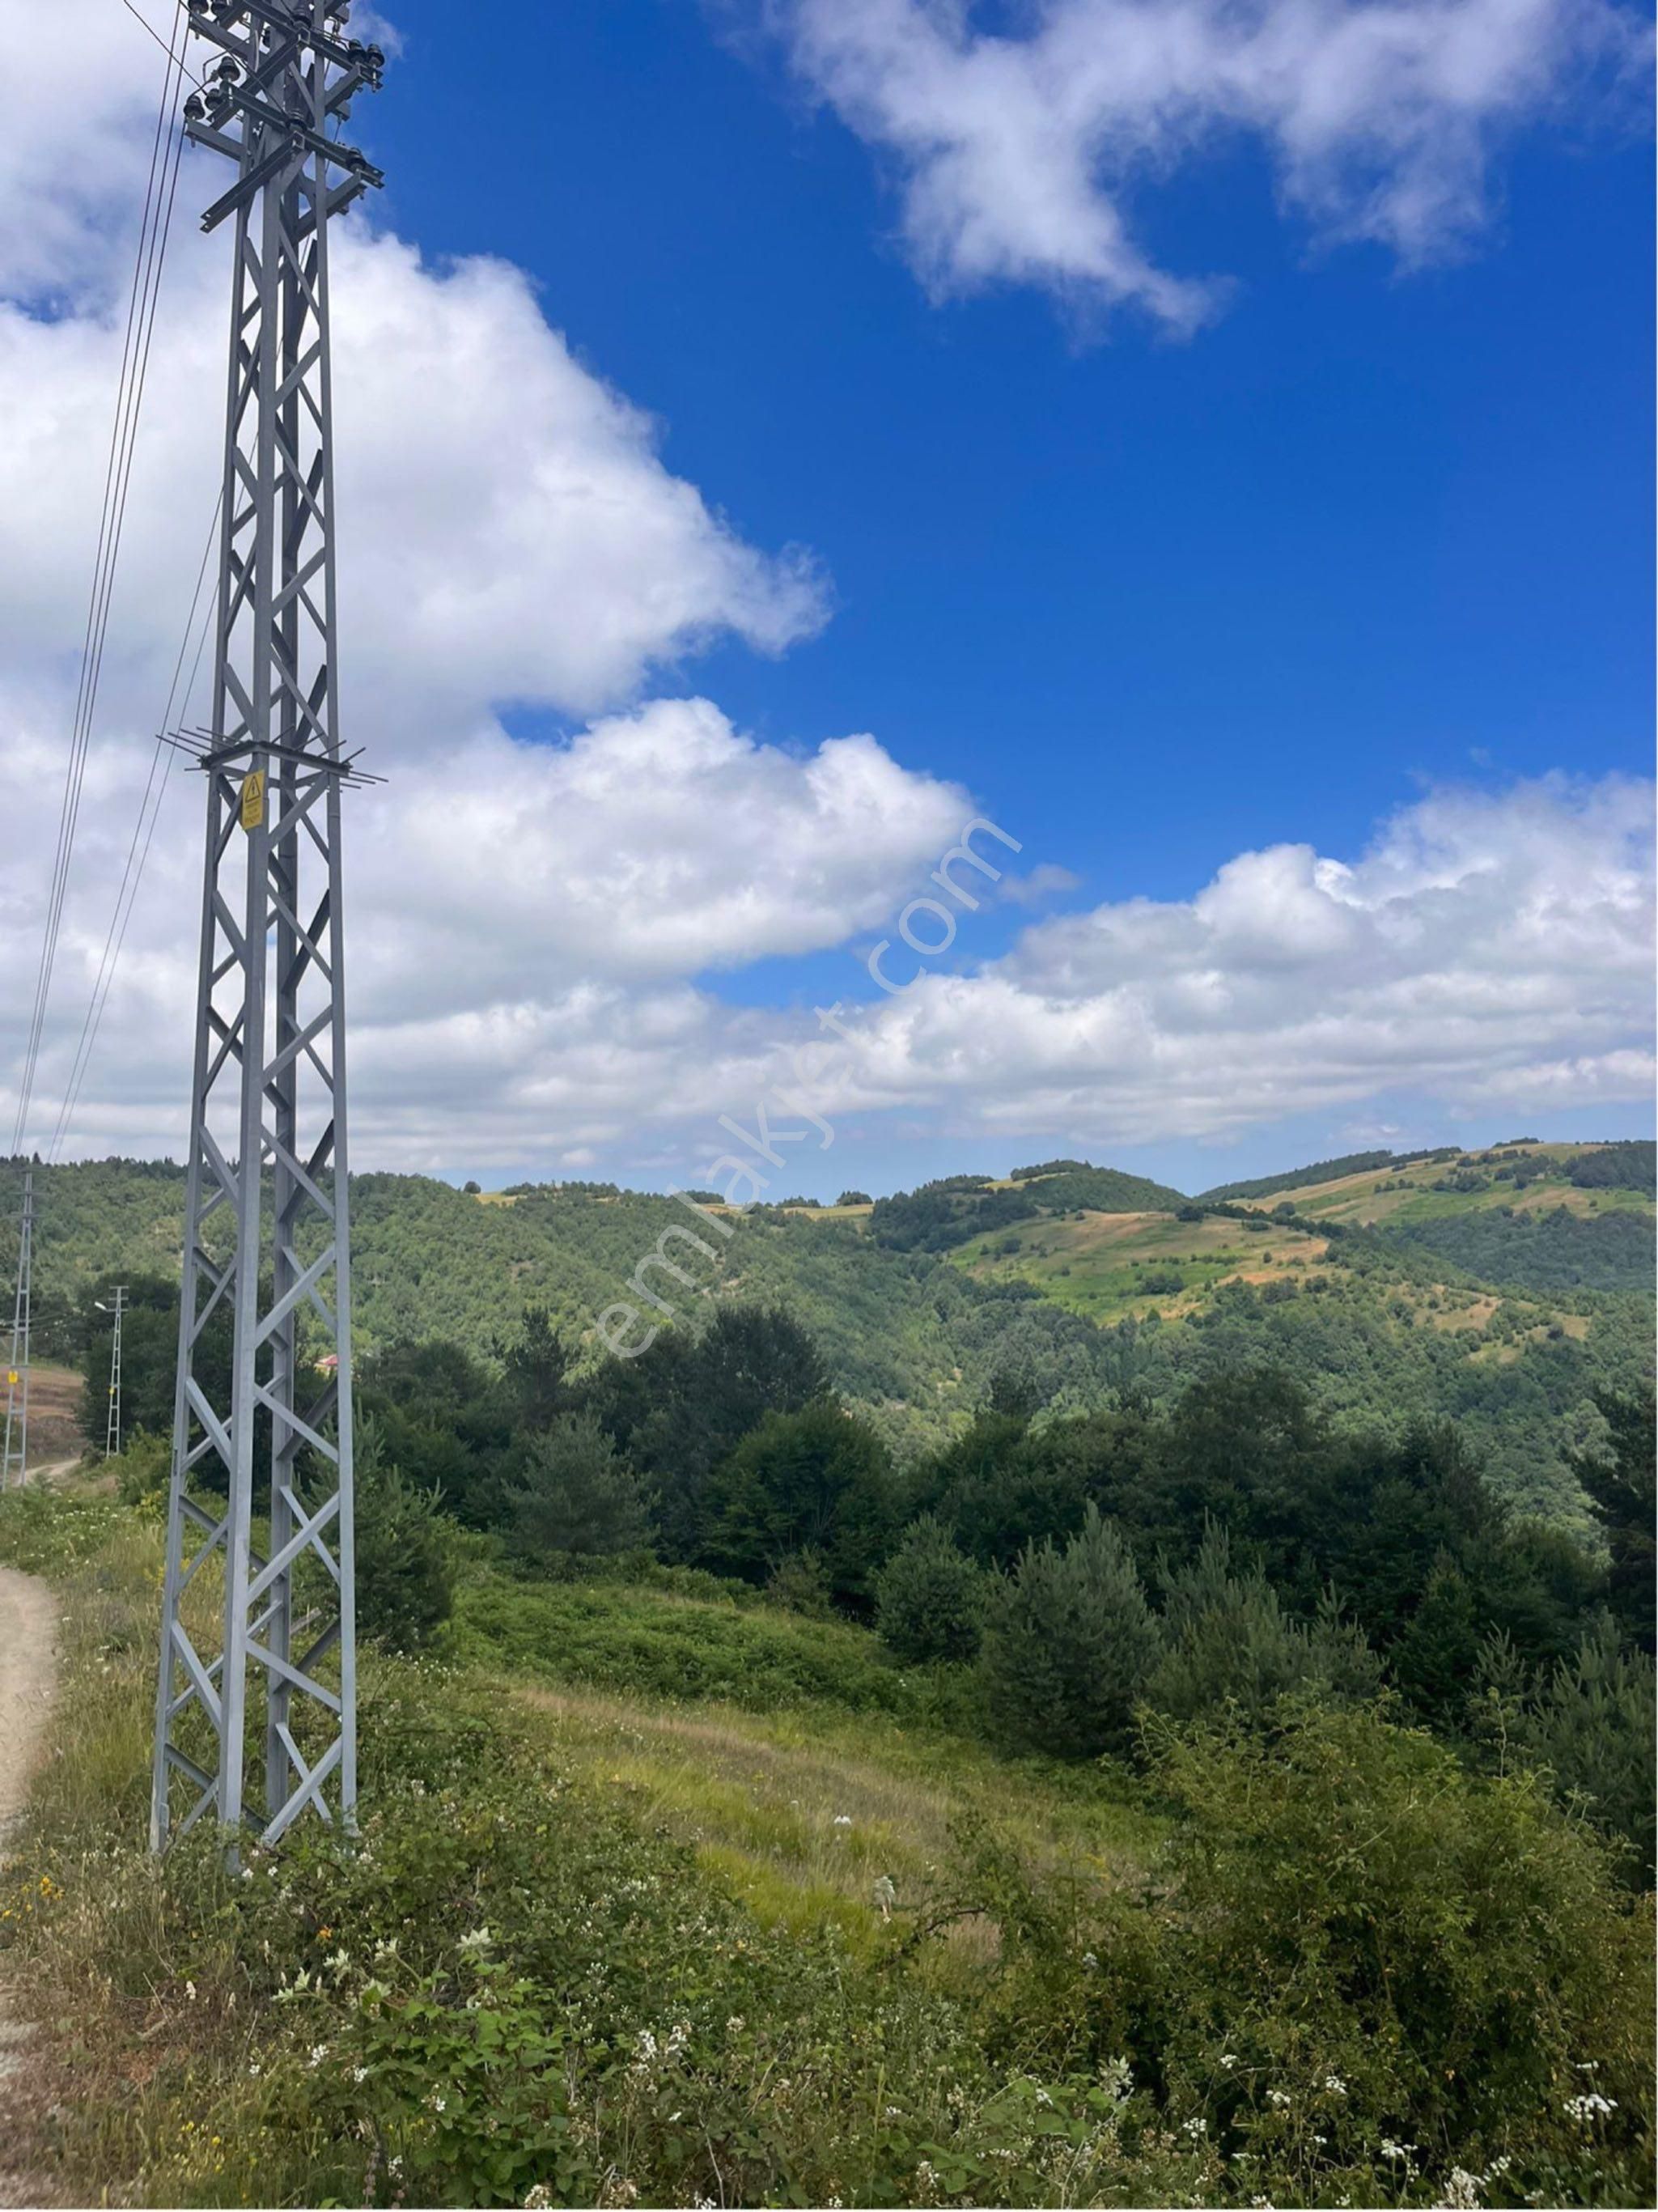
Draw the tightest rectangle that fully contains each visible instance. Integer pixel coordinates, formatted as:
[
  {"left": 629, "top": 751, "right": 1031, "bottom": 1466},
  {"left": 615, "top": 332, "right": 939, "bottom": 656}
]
[
  {"left": 2, "top": 1138, "right": 1652, "bottom": 1521},
  {"left": 1198, "top": 1147, "right": 1457, "bottom": 1200}
]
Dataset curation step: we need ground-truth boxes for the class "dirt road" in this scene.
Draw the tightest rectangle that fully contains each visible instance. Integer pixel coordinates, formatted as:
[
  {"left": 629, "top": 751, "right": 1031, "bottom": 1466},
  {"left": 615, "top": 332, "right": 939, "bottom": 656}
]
[
  {"left": 0, "top": 1564, "right": 60, "bottom": 2208},
  {"left": 0, "top": 1565, "right": 55, "bottom": 1835}
]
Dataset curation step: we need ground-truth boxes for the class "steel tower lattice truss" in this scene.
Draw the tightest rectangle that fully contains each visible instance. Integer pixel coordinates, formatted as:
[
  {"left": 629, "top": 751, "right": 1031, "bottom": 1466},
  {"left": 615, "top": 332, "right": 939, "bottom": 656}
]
[
  {"left": 2, "top": 1169, "right": 33, "bottom": 1489},
  {"left": 104, "top": 1287, "right": 128, "bottom": 1460},
  {"left": 152, "top": 0, "right": 384, "bottom": 1853}
]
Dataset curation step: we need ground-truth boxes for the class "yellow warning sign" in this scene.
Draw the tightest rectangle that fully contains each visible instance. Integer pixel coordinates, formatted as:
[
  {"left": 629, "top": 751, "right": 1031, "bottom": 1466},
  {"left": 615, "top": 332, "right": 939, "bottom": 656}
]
[
  {"left": 240, "top": 769, "right": 266, "bottom": 832},
  {"left": 5, "top": 1371, "right": 17, "bottom": 1390}
]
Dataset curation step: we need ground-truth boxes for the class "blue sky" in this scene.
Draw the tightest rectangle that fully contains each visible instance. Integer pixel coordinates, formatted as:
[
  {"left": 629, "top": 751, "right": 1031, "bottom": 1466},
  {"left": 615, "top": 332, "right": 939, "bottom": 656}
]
[
  {"left": 371, "top": 0, "right": 1651, "bottom": 879},
  {"left": 0, "top": 0, "right": 1651, "bottom": 1193}
]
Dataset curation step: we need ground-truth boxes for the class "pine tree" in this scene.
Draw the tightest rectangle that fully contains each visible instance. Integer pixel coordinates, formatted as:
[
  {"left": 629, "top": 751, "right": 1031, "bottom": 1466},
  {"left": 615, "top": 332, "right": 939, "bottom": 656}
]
[
  {"left": 503, "top": 1412, "right": 652, "bottom": 1563},
  {"left": 874, "top": 1515, "right": 990, "bottom": 1662},
  {"left": 352, "top": 1419, "right": 455, "bottom": 1651},
  {"left": 1146, "top": 1523, "right": 1379, "bottom": 1724},
  {"left": 981, "top": 1505, "right": 1160, "bottom": 1758}
]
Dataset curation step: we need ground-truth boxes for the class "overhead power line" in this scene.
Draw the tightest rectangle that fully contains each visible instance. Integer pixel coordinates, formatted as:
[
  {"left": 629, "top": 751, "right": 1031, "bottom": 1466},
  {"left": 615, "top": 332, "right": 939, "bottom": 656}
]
[
  {"left": 9, "top": 2, "right": 189, "bottom": 1158},
  {"left": 47, "top": 495, "right": 223, "bottom": 1162},
  {"left": 115, "top": 0, "right": 206, "bottom": 84}
]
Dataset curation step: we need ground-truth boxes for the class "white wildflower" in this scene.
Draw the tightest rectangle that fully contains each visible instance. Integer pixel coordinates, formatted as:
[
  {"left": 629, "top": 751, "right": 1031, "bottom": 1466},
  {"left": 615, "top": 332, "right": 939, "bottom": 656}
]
[
  {"left": 1220, "top": 2052, "right": 1239, "bottom": 2070},
  {"left": 1323, "top": 2074, "right": 1346, "bottom": 2095},
  {"left": 458, "top": 1925, "right": 493, "bottom": 1955},
  {"left": 1563, "top": 2091, "right": 1617, "bottom": 2123},
  {"left": 1100, "top": 2056, "right": 1132, "bottom": 2103},
  {"left": 1182, "top": 2116, "right": 1207, "bottom": 2137},
  {"left": 1435, "top": 2170, "right": 1483, "bottom": 2210}
]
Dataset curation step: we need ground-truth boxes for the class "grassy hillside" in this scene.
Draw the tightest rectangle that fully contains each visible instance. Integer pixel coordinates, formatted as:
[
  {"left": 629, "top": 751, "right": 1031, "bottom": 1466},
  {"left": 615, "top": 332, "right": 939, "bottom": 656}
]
[{"left": 948, "top": 1204, "right": 1334, "bottom": 1325}]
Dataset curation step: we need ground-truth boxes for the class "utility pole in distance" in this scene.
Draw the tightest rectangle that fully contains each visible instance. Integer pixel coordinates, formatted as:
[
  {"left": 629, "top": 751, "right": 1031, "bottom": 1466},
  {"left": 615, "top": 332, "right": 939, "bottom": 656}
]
[
  {"left": 151, "top": 1, "right": 384, "bottom": 1855},
  {"left": 2, "top": 1167, "right": 32, "bottom": 1489},
  {"left": 98, "top": 1287, "right": 128, "bottom": 1459}
]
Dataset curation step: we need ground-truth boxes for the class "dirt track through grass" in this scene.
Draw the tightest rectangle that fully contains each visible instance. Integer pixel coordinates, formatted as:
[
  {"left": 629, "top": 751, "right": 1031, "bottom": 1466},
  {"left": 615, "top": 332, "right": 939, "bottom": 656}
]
[{"left": 0, "top": 1563, "right": 61, "bottom": 2208}]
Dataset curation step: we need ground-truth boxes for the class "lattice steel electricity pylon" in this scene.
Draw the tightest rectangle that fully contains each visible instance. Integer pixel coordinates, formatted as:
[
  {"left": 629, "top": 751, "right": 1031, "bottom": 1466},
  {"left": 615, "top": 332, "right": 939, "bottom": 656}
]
[
  {"left": 151, "top": 1, "right": 384, "bottom": 1853},
  {"left": 2, "top": 1169, "right": 33, "bottom": 1489}
]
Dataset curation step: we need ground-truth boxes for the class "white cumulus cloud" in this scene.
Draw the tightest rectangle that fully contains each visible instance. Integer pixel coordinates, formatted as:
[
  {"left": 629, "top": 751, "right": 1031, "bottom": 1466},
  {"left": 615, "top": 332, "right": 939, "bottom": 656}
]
[
  {"left": 761, "top": 0, "right": 1649, "bottom": 329},
  {"left": 801, "top": 775, "right": 1655, "bottom": 1144}
]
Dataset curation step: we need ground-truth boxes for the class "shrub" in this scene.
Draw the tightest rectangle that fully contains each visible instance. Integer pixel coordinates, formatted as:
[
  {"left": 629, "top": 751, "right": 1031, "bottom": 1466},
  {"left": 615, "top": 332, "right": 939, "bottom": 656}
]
[
  {"left": 981, "top": 1506, "right": 1160, "bottom": 1758},
  {"left": 113, "top": 1426, "right": 170, "bottom": 1508},
  {"left": 874, "top": 1515, "right": 990, "bottom": 1663},
  {"left": 448, "top": 1577, "right": 923, "bottom": 1716},
  {"left": 1143, "top": 1699, "right": 1656, "bottom": 2206}
]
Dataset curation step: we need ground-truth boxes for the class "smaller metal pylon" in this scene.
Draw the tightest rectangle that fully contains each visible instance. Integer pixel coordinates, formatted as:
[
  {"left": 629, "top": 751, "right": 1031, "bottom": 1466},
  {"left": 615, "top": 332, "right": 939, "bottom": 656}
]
[
  {"left": 102, "top": 1285, "right": 128, "bottom": 1459},
  {"left": 2, "top": 1168, "right": 34, "bottom": 1489}
]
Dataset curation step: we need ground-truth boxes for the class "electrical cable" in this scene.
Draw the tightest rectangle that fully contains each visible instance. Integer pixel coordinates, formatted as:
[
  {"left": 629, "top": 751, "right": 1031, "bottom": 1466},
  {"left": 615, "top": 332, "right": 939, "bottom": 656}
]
[
  {"left": 48, "top": 495, "right": 223, "bottom": 1161},
  {"left": 10, "top": 4, "right": 189, "bottom": 1157}
]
